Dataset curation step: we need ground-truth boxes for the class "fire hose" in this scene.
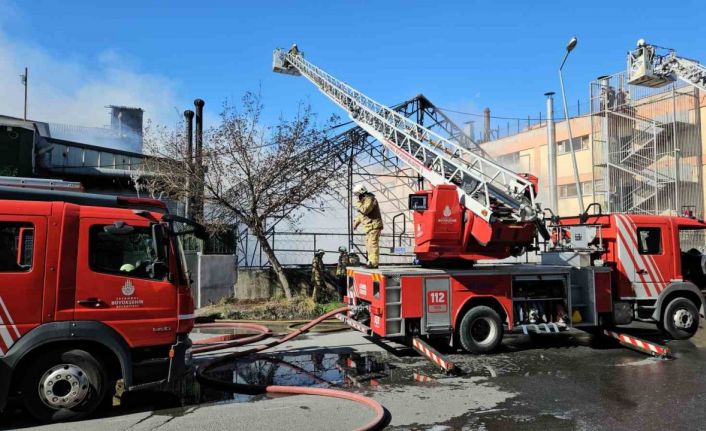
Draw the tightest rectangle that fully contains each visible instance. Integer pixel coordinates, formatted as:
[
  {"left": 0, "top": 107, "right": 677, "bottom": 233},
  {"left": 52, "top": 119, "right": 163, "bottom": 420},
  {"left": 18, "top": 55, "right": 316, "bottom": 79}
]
[{"left": 192, "top": 307, "right": 386, "bottom": 431}]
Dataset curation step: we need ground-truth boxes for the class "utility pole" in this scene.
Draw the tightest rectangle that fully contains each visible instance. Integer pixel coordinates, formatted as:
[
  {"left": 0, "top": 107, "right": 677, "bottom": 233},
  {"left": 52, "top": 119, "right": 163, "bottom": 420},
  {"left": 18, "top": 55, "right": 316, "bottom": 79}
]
[
  {"left": 545, "top": 92, "right": 558, "bottom": 213},
  {"left": 20, "top": 67, "right": 28, "bottom": 120}
]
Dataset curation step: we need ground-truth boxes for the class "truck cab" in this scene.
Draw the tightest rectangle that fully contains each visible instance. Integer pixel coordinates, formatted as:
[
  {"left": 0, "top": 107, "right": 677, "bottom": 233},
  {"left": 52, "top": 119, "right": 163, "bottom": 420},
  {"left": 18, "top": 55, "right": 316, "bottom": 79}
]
[
  {"left": 0, "top": 186, "right": 203, "bottom": 422},
  {"left": 554, "top": 212, "right": 706, "bottom": 340}
]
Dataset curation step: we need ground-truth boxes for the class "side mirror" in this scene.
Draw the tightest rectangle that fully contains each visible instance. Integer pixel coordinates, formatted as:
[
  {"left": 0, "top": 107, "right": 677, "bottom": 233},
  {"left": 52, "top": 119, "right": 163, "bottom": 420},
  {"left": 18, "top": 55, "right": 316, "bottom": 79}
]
[
  {"left": 150, "top": 223, "right": 170, "bottom": 280},
  {"left": 151, "top": 223, "right": 169, "bottom": 262}
]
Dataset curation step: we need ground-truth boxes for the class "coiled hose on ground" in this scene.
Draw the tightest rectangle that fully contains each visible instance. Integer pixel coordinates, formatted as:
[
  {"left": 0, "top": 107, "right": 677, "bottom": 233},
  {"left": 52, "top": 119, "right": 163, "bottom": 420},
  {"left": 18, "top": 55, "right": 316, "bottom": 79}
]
[{"left": 192, "top": 307, "right": 386, "bottom": 431}]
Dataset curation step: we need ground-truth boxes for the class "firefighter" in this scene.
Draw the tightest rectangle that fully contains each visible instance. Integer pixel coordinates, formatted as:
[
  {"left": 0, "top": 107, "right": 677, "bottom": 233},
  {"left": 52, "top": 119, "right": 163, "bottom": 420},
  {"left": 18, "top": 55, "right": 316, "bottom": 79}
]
[
  {"left": 311, "top": 249, "right": 326, "bottom": 301},
  {"left": 336, "top": 246, "right": 349, "bottom": 299},
  {"left": 352, "top": 184, "right": 383, "bottom": 269}
]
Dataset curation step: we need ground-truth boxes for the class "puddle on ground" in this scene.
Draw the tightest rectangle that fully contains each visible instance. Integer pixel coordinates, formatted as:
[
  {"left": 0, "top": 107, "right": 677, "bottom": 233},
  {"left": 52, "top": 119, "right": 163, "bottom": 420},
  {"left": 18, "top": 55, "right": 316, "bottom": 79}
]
[{"left": 191, "top": 351, "right": 406, "bottom": 404}]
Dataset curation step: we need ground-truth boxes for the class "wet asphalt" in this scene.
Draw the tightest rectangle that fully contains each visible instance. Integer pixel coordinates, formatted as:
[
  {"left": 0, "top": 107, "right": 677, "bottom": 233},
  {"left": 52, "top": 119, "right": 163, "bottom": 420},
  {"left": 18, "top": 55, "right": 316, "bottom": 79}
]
[{"left": 2, "top": 322, "right": 706, "bottom": 430}]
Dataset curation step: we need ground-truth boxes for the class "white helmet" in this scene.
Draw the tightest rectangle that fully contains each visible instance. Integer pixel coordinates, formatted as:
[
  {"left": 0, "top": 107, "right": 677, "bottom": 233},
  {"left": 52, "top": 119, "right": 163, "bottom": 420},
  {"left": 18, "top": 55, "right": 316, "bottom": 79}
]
[
  {"left": 338, "top": 245, "right": 347, "bottom": 252},
  {"left": 353, "top": 184, "right": 367, "bottom": 195}
]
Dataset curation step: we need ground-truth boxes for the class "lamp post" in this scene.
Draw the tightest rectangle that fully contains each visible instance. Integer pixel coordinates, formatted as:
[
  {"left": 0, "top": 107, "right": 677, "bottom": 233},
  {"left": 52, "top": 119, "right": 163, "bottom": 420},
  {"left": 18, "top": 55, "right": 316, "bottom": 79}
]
[{"left": 559, "top": 36, "right": 585, "bottom": 214}]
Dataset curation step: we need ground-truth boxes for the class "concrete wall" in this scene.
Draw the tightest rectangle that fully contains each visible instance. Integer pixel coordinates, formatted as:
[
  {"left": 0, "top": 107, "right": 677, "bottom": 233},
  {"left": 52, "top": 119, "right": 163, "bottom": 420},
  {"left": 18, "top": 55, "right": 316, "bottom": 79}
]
[
  {"left": 188, "top": 253, "right": 237, "bottom": 308},
  {"left": 234, "top": 266, "right": 337, "bottom": 300}
]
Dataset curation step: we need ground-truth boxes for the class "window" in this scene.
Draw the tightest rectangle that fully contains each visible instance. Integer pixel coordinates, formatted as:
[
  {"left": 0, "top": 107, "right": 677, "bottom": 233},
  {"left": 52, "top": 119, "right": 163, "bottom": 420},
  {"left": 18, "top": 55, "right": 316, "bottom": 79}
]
[
  {"left": 89, "top": 224, "right": 165, "bottom": 279},
  {"left": 557, "top": 135, "right": 589, "bottom": 154},
  {"left": 637, "top": 228, "right": 661, "bottom": 255},
  {"left": 559, "top": 181, "right": 594, "bottom": 199},
  {"left": 679, "top": 229, "right": 706, "bottom": 253},
  {"left": 0, "top": 222, "right": 33, "bottom": 272}
]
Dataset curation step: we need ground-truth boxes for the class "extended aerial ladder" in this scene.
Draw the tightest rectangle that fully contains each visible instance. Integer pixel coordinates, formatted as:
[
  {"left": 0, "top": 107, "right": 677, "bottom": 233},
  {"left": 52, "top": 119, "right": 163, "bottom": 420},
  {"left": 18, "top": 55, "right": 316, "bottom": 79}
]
[
  {"left": 627, "top": 39, "right": 706, "bottom": 92},
  {"left": 273, "top": 45, "right": 542, "bottom": 260}
]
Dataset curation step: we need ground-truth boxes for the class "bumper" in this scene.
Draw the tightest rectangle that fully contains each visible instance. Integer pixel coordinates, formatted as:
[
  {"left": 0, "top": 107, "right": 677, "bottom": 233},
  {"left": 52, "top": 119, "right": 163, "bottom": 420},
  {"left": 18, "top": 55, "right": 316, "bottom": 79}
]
[{"left": 167, "top": 334, "right": 193, "bottom": 385}]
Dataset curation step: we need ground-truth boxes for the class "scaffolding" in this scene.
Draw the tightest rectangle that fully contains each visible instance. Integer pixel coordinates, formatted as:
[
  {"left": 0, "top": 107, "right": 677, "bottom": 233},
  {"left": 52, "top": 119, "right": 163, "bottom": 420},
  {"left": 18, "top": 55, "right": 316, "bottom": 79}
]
[{"left": 590, "top": 72, "right": 703, "bottom": 217}]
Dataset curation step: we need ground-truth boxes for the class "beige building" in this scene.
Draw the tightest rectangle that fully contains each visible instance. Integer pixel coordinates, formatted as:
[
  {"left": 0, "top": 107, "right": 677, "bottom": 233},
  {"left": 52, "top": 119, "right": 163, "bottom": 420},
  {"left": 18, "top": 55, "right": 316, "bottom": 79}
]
[{"left": 482, "top": 75, "right": 706, "bottom": 219}]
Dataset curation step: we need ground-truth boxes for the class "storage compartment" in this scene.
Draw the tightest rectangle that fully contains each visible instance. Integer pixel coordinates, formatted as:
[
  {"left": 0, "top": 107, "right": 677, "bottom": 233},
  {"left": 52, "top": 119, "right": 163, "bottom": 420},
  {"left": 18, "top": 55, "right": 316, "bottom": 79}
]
[
  {"left": 512, "top": 276, "right": 569, "bottom": 326},
  {"left": 569, "top": 267, "right": 602, "bottom": 327}
]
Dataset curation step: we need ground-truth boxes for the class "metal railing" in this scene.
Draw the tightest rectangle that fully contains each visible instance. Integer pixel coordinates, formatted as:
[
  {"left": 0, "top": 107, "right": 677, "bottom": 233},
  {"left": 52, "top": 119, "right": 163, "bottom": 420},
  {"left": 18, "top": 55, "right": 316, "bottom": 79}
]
[{"left": 235, "top": 228, "right": 415, "bottom": 268}]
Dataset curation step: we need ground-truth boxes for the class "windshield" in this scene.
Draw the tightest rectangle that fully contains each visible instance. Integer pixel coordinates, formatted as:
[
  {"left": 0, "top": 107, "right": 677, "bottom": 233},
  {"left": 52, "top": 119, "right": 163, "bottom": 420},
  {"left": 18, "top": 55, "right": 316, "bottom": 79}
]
[{"left": 679, "top": 228, "right": 706, "bottom": 253}]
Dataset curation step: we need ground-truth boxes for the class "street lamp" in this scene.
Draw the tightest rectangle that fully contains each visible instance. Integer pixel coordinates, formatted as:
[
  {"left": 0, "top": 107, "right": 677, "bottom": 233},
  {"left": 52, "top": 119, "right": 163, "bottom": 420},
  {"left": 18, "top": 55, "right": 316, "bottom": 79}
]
[{"left": 558, "top": 36, "right": 585, "bottom": 213}]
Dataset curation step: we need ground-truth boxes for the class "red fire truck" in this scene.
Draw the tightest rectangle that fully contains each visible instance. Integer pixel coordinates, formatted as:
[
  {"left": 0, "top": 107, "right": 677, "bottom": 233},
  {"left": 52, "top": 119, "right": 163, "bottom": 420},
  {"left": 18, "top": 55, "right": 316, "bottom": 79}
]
[
  {"left": 345, "top": 188, "right": 706, "bottom": 353},
  {"left": 0, "top": 186, "right": 202, "bottom": 421}
]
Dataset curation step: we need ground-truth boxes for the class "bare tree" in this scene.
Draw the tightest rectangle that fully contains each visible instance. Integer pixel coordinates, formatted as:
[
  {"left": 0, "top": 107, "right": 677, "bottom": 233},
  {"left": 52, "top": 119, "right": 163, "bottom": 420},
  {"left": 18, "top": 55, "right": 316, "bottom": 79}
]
[{"left": 144, "top": 92, "right": 352, "bottom": 300}]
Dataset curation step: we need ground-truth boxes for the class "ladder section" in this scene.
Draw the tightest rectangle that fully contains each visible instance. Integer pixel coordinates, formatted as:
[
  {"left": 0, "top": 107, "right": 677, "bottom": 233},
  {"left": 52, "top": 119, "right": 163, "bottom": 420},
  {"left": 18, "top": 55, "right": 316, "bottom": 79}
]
[
  {"left": 273, "top": 47, "right": 537, "bottom": 223},
  {"left": 659, "top": 53, "right": 706, "bottom": 92}
]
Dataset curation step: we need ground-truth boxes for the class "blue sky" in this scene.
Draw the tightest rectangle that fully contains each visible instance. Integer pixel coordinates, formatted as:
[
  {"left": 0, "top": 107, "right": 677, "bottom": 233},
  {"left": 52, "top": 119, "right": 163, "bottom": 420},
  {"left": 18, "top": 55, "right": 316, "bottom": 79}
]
[{"left": 1, "top": 0, "right": 704, "bottom": 136}]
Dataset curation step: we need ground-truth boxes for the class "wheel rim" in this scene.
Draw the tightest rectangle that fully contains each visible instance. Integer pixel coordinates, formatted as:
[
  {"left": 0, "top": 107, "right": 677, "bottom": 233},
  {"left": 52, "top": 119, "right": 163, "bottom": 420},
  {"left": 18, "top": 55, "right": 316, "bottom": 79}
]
[
  {"left": 470, "top": 317, "right": 497, "bottom": 346},
  {"left": 673, "top": 308, "right": 695, "bottom": 330},
  {"left": 38, "top": 364, "right": 91, "bottom": 409}
]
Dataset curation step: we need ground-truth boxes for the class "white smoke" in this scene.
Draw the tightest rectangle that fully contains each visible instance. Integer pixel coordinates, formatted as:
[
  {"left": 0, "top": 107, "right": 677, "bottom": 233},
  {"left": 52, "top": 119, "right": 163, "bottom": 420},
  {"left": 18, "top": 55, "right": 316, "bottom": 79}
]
[{"left": 0, "top": 17, "right": 179, "bottom": 132}]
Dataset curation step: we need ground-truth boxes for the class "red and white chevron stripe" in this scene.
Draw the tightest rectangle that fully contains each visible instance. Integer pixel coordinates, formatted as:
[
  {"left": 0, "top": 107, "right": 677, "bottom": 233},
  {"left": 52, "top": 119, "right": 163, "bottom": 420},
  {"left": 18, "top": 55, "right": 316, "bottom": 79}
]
[
  {"left": 603, "top": 329, "right": 670, "bottom": 357},
  {"left": 614, "top": 214, "right": 666, "bottom": 298},
  {"left": 411, "top": 338, "right": 455, "bottom": 372},
  {"left": 334, "top": 313, "right": 371, "bottom": 335},
  {"left": 413, "top": 372, "right": 436, "bottom": 383},
  {"left": 0, "top": 296, "right": 20, "bottom": 355}
]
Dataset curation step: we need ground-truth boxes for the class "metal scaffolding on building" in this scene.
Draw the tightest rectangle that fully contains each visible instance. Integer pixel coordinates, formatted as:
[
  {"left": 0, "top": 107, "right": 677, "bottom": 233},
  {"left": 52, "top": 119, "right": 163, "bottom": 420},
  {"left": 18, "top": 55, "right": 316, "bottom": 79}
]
[{"left": 590, "top": 72, "right": 703, "bottom": 217}]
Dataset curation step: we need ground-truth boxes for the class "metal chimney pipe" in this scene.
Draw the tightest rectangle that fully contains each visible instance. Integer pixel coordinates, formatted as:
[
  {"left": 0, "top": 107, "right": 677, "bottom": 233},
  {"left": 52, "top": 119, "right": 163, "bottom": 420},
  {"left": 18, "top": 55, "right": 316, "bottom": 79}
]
[
  {"left": 194, "top": 99, "right": 205, "bottom": 221},
  {"left": 183, "top": 109, "right": 195, "bottom": 219},
  {"left": 545, "top": 92, "right": 558, "bottom": 213},
  {"left": 194, "top": 99, "right": 204, "bottom": 164},
  {"left": 483, "top": 108, "right": 491, "bottom": 142},
  {"left": 184, "top": 110, "right": 194, "bottom": 165}
]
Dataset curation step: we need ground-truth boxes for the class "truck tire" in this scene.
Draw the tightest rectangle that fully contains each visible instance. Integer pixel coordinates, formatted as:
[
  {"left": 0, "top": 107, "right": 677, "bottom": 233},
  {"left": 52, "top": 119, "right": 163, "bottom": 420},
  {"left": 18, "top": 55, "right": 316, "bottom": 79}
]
[
  {"left": 662, "top": 297, "right": 699, "bottom": 340},
  {"left": 458, "top": 306, "right": 504, "bottom": 353},
  {"left": 21, "top": 349, "right": 108, "bottom": 422}
]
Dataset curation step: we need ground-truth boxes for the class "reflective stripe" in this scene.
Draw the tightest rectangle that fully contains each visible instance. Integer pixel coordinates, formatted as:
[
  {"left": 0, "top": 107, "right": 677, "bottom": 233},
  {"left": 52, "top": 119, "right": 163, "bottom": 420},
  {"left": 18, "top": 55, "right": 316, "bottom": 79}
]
[
  {"left": 0, "top": 298, "right": 13, "bottom": 354},
  {"left": 619, "top": 215, "right": 666, "bottom": 294},
  {"left": 615, "top": 215, "right": 655, "bottom": 296},
  {"left": 619, "top": 215, "right": 665, "bottom": 293},
  {"left": 179, "top": 314, "right": 196, "bottom": 320},
  {"left": 615, "top": 217, "right": 652, "bottom": 297},
  {"left": 0, "top": 296, "right": 20, "bottom": 338},
  {"left": 616, "top": 215, "right": 658, "bottom": 297}
]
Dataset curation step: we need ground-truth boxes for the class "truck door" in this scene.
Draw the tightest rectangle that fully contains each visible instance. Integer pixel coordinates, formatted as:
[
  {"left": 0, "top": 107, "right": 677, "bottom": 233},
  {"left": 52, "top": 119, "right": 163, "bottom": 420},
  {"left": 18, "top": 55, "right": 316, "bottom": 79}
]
[
  {"left": 75, "top": 218, "right": 177, "bottom": 347},
  {"left": 616, "top": 215, "right": 671, "bottom": 298},
  {"left": 0, "top": 216, "right": 46, "bottom": 355}
]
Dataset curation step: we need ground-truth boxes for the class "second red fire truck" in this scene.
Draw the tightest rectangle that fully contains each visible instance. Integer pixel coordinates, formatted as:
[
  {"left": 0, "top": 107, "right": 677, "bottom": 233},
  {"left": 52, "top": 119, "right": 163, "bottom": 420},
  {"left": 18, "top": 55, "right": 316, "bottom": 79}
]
[{"left": 347, "top": 187, "right": 706, "bottom": 353}]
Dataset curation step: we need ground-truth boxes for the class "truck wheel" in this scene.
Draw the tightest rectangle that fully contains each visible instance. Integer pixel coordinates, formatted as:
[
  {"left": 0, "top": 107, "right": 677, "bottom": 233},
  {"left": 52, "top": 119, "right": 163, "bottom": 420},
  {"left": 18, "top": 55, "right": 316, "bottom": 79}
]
[
  {"left": 458, "top": 306, "right": 503, "bottom": 353},
  {"left": 662, "top": 297, "right": 699, "bottom": 340},
  {"left": 21, "top": 349, "right": 108, "bottom": 422}
]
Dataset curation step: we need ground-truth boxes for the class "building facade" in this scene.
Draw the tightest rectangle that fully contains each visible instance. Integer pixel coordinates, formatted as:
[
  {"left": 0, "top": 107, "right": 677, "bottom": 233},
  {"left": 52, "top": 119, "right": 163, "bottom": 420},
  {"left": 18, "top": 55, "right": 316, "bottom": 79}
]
[{"left": 482, "top": 78, "right": 706, "bottom": 219}]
